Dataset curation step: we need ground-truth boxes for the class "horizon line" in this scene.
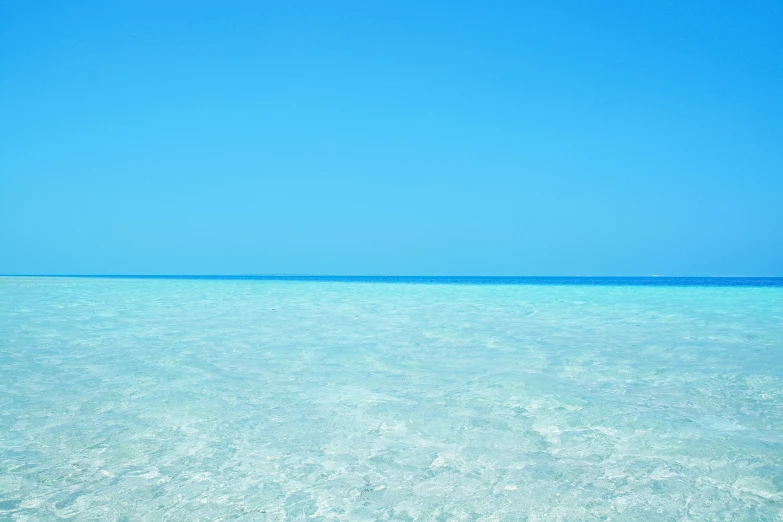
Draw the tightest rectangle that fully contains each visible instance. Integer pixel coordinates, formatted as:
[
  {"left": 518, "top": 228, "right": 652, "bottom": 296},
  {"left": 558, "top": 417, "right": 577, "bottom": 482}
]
[{"left": 2, "top": 274, "right": 782, "bottom": 281}]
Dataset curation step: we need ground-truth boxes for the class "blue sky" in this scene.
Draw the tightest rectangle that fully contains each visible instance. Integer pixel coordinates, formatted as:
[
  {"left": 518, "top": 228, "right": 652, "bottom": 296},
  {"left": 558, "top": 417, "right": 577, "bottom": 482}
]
[{"left": 1, "top": 1, "right": 781, "bottom": 276}]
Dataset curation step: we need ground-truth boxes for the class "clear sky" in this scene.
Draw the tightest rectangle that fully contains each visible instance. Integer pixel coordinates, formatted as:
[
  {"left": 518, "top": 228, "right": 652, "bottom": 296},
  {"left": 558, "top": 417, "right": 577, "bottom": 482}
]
[{"left": 1, "top": 1, "right": 781, "bottom": 276}]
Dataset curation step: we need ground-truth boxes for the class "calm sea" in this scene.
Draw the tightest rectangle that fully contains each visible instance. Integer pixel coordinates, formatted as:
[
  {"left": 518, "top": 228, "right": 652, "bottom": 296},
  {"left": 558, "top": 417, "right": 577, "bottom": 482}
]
[{"left": 1, "top": 276, "right": 782, "bottom": 520}]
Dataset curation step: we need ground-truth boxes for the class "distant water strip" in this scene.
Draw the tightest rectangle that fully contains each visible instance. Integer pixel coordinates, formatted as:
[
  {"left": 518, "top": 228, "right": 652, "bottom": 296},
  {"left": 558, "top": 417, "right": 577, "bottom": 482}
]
[{"left": 7, "top": 275, "right": 783, "bottom": 287}]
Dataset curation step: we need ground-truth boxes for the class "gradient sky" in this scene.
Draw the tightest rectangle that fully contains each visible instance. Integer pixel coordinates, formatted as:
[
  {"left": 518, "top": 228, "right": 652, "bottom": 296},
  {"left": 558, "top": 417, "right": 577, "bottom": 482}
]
[{"left": 1, "top": 1, "right": 781, "bottom": 276}]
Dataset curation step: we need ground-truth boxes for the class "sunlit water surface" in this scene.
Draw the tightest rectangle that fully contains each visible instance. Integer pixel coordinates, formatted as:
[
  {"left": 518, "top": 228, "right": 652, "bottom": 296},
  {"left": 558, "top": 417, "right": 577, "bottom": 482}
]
[{"left": 1, "top": 277, "right": 782, "bottom": 520}]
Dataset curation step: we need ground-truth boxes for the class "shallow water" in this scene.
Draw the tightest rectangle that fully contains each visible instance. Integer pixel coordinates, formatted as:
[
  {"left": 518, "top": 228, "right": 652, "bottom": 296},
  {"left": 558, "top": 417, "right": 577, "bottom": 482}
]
[{"left": 1, "top": 277, "right": 782, "bottom": 520}]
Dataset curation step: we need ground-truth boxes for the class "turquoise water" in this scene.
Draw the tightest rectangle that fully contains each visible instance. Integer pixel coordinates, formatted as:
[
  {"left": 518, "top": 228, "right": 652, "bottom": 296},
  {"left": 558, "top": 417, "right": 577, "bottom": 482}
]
[{"left": 1, "top": 277, "right": 782, "bottom": 520}]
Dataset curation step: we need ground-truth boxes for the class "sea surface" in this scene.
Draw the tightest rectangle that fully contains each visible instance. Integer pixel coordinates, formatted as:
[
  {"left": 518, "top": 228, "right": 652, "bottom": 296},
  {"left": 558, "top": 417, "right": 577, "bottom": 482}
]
[{"left": 1, "top": 276, "right": 782, "bottom": 520}]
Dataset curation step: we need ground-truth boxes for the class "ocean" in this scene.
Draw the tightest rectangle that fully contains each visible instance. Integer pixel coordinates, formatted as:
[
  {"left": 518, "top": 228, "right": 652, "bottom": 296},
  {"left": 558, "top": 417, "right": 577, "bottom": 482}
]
[{"left": 1, "top": 276, "right": 782, "bottom": 520}]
